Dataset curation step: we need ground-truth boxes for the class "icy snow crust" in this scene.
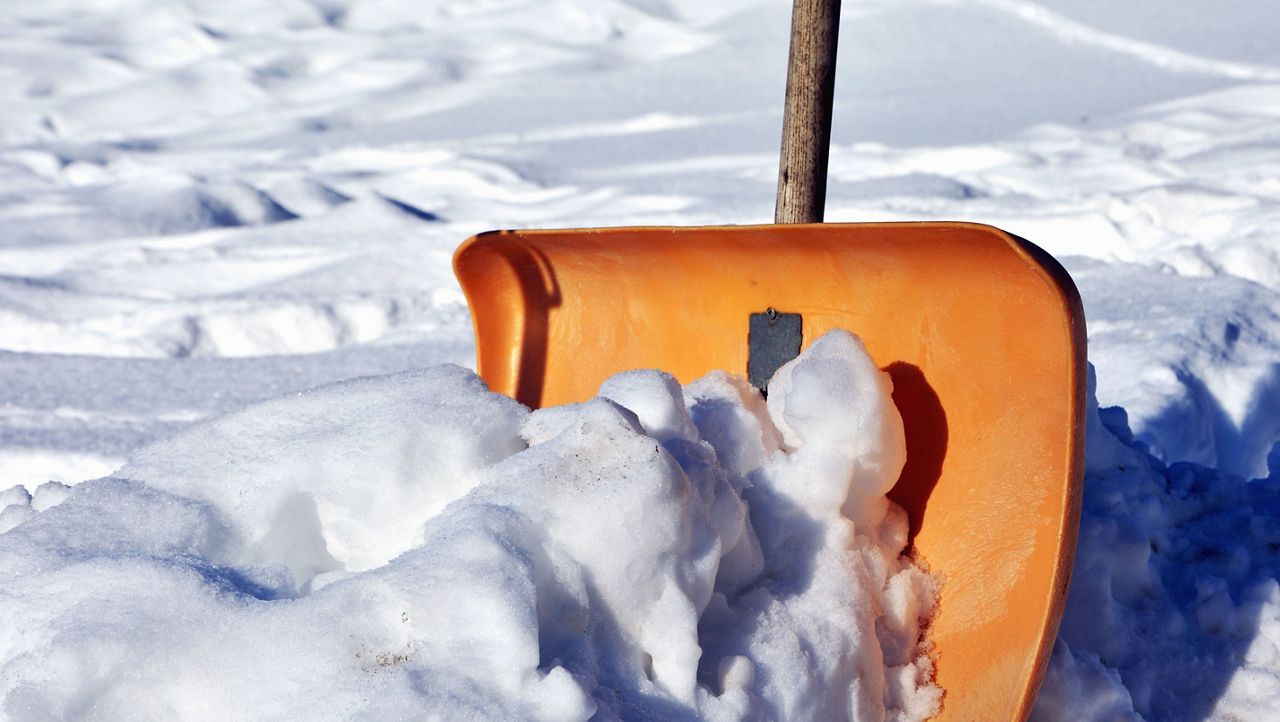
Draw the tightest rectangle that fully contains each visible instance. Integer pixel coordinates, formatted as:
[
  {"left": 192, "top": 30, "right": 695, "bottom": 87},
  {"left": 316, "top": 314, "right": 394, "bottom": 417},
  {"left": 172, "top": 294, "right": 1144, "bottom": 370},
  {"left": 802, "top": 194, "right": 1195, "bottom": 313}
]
[{"left": 0, "top": 332, "right": 941, "bottom": 721}]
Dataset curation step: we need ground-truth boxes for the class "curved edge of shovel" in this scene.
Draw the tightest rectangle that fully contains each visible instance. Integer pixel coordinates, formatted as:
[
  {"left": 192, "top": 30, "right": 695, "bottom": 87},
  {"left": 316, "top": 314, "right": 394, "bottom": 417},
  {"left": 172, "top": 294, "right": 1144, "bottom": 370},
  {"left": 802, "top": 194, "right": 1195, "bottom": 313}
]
[{"left": 996, "top": 227, "right": 1087, "bottom": 721}]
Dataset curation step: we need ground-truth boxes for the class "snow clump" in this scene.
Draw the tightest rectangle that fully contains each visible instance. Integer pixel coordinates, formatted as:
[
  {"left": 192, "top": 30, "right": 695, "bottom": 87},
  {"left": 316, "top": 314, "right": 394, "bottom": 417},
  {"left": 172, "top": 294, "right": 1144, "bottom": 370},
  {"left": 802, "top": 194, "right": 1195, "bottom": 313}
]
[{"left": 0, "top": 330, "right": 939, "bottom": 720}]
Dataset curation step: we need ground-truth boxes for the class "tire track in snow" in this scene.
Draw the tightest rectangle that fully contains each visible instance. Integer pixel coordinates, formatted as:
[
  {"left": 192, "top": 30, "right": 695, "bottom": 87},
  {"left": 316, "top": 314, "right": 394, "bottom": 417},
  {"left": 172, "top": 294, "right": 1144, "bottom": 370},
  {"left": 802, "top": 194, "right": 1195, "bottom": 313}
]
[{"left": 939, "top": 0, "right": 1280, "bottom": 81}]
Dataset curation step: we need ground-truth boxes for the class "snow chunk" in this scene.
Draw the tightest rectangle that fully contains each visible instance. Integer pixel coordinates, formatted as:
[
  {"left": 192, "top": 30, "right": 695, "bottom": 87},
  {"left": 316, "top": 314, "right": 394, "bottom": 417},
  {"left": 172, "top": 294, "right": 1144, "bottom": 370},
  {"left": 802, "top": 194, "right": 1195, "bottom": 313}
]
[
  {"left": 30, "top": 481, "right": 71, "bottom": 512},
  {"left": 599, "top": 369, "right": 700, "bottom": 443},
  {"left": 765, "top": 330, "right": 907, "bottom": 533}
]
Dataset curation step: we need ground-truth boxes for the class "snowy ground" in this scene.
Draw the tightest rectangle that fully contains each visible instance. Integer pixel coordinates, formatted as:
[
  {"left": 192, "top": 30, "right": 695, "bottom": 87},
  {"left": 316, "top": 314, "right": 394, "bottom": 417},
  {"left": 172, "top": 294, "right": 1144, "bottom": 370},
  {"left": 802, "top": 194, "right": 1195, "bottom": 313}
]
[{"left": 2, "top": 0, "right": 1280, "bottom": 719}]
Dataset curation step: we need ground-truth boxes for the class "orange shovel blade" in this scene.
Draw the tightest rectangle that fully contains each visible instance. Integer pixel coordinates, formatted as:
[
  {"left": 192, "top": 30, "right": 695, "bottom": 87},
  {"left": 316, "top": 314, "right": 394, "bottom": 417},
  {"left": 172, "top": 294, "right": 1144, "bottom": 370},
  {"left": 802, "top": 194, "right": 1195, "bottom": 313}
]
[{"left": 453, "top": 222, "right": 1085, "bottom": 721}]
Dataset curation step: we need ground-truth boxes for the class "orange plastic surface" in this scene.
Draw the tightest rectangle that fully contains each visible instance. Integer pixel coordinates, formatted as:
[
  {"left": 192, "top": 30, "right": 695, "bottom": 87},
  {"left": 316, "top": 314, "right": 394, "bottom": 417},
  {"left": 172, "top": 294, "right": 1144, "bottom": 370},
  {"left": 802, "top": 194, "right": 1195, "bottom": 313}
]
[{"left": 453, "top": 222, "right": 1085, "bottom": 721}]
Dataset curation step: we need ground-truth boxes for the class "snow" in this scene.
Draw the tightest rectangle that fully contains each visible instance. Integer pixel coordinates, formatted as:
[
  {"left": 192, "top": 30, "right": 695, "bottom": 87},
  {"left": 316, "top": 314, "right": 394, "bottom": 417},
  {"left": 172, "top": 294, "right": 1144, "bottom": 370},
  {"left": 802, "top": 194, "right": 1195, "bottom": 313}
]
[
  {"left": 119, "top": 364, "right": 527, "bottom": 583},
  {"left": 0, "top": 331, "right": 939, "bottom": 720},
  {"left": 2, "top": 0, "right": 1280, "bottom": 719},
  {"left": 1033, "top": 370, "right": 1280, "bottom": 719}
]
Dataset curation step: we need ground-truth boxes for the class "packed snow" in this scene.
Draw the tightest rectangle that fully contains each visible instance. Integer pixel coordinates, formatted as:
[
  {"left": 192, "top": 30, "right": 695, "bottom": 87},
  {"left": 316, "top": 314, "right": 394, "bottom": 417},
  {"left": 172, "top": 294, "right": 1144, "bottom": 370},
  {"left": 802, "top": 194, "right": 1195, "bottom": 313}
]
[{"left": 3, "top": 0, "right": 1280, "bottom": 720}]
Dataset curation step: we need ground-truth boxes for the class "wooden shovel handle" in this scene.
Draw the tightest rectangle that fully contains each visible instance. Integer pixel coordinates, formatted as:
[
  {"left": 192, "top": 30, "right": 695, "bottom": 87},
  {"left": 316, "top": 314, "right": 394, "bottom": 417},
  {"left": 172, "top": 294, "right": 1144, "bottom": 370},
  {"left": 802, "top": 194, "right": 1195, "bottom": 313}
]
[{"left": 775, "top": 0, "right": 841, "bottom": 224}]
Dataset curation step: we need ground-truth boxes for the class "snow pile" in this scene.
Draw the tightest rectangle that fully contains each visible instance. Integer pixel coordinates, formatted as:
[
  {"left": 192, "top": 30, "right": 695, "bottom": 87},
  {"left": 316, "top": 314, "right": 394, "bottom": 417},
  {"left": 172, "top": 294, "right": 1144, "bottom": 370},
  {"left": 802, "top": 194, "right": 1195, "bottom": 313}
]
[
  {"left": 1032, "top": 370, "right": 1280, "bottom": 721},
  {"left": 0, "top": 331, "right": 939, "bottom": 721}
]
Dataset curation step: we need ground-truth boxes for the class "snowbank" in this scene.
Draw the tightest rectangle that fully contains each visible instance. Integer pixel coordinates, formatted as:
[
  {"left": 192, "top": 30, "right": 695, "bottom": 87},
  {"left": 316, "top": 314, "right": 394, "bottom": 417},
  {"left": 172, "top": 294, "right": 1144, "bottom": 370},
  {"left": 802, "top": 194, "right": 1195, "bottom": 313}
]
[
  {"left": 0, "top": 331, "right": 939, "bottom": 721},
  {"left": 1031, "top": 369, "right": 1280, "bottom": 721}
]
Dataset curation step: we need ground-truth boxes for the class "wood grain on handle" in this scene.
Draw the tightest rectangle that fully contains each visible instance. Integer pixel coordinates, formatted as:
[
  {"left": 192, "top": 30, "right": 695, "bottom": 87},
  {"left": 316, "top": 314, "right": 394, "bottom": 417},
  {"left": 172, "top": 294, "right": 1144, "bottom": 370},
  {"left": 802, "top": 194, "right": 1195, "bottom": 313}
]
[{"left": 775, "top": 0, "right": 841, "bottom": 224}]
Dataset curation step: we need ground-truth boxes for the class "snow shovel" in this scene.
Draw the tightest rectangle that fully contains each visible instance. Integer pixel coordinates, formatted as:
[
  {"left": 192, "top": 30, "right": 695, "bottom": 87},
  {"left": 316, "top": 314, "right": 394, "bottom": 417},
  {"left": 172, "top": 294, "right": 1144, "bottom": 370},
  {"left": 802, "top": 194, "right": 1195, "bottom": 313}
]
[{"left": 452, "top": 1, "right": 1085, "bottom": 719}]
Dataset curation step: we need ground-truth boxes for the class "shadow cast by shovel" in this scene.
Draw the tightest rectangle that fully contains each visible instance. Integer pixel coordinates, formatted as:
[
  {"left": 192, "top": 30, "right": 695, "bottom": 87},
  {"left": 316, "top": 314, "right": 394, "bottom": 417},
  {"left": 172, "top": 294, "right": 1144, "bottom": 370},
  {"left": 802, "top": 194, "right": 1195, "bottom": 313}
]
[{"left": 885, "top": 361, "right": 948, "bottom": 547}]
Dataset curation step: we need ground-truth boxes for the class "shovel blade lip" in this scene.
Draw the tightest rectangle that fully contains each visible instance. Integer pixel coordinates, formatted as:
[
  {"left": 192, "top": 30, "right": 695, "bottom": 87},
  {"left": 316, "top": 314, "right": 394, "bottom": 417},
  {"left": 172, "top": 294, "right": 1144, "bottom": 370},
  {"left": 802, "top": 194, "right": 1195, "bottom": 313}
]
[{"left": 454, "top": 221, "right": 1084, "bottom": 722}]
